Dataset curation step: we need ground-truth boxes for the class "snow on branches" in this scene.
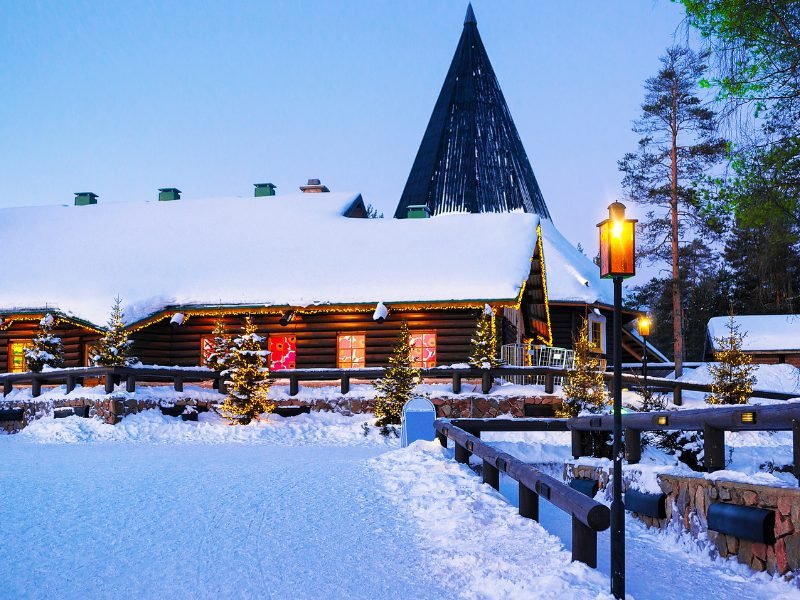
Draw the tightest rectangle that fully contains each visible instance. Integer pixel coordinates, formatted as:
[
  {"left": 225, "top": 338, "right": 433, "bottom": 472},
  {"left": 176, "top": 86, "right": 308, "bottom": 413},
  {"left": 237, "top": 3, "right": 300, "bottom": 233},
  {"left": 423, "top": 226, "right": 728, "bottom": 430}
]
[
  {"left": 24, "top": 313, "right": 64, "bottom": 373},
  {"left": 374, "top": 321, "right": 420, "bottom": 426},
  {"left": 469, "top": 304, "right": 501, "bottom": 369},
  {"left": 92, "top": 297, "right": 137, "bottom": 367},
  {"left": 706, "top": 312, "right": 757, "bottom": 405},
  {"left": 557, "top": 317, "right": 608, "bottom": 417}
]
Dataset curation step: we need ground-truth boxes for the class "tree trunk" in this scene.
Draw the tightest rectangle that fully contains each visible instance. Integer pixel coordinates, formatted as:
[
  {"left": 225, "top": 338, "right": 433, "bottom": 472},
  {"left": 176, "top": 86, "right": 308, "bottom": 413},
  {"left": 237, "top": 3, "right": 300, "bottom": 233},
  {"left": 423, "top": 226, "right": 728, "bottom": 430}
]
[{"left": 671, "top": 92, "right": 684, "bottom": 378}]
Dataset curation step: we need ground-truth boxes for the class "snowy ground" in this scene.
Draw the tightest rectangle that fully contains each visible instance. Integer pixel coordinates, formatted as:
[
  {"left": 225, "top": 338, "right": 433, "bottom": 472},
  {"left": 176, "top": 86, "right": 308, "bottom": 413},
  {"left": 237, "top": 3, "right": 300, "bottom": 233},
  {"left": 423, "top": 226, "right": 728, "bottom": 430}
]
[{"left": 3, "top": 411, "right": 800, "bottom": 598}]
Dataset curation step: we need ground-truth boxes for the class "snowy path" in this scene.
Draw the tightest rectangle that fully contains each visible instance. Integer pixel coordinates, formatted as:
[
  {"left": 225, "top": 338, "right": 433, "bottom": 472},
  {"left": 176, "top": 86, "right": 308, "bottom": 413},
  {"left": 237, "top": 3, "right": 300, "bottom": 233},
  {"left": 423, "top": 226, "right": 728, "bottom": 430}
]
[{"left": 0, "top": 442, "right": 450, "bottom": 599}]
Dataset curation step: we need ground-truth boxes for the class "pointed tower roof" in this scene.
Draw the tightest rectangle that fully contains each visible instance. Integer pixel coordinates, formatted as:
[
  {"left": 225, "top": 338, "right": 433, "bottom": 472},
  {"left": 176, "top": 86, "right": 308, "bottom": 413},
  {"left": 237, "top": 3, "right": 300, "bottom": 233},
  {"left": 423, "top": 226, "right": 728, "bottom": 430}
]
[{"left": 394, "top": 5, "right": 551, "bottom": 220}]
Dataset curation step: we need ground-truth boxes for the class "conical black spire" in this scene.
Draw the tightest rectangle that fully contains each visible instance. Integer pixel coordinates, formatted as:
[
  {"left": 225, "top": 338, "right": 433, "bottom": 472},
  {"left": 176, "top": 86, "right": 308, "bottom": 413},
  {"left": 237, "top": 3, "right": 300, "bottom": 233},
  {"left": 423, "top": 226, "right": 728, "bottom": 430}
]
[{"left": 394, "top": 6, "right": 551, "bottom": 220}]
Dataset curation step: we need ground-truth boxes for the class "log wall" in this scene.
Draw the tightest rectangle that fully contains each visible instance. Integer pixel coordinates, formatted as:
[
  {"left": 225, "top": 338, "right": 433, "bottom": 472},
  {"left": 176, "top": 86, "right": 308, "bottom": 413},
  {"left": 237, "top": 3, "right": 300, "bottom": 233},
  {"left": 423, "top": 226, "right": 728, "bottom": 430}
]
[
  {"left": 0, "top": 320, "right": 100, "bottom": 371},
  {"left": 130, "top": 309, "right": 482, "bottom": 368}
]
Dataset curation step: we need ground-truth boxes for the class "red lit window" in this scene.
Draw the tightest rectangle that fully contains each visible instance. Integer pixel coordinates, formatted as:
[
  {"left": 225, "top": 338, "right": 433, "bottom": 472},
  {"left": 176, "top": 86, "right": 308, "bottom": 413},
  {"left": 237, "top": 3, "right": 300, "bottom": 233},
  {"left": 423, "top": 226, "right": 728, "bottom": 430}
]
[
  {"left": 337, "top": 334, "right": 366, "bottom": 368},
  {"left": 269, "top": 335, "right": 296, "bottom": 370},
  {"left": 200, "top": 335, "right": 215, "bottom": 366},
  {"left": 409, "top": 331, "right": 436, "bottom": 368}
]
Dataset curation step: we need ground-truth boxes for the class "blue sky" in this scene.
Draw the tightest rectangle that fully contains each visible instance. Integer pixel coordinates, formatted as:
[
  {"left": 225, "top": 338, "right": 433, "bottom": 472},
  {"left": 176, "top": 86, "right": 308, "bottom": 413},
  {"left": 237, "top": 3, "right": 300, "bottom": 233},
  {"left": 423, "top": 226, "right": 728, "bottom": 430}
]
[{"left": 0, "top": 0, "right": 688, "bottom": 257}]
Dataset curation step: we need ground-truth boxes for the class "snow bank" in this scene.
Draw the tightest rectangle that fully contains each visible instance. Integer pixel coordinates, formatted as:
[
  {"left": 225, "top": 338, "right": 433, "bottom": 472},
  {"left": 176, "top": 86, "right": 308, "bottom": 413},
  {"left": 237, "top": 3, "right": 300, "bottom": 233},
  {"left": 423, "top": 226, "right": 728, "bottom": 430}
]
[
  {"left": 0, "top": 194, "right": 539, "bottom": 325},
  {"left": 17, "top": 410, "right": 397, "bottom": 447},
  {"left": 372, "top": 442, "right": 610, "bottom": 599}
]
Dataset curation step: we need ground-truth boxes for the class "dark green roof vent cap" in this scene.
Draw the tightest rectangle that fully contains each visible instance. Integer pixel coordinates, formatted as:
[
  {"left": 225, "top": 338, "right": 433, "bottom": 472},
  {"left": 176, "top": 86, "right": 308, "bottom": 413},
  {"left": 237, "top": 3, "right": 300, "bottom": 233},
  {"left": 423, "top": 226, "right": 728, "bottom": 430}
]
[
  {"left": 407, "top": 205, "right": 431, "bottom": 219},
  {"left": 254, "top": 183, "right": 277, "bottom": 197},
  {"left": 74, "top": 192, "right": 98, "bottom": 206},
  {"left": 158, "top": 188, "right": 181, "bottom": 201}
]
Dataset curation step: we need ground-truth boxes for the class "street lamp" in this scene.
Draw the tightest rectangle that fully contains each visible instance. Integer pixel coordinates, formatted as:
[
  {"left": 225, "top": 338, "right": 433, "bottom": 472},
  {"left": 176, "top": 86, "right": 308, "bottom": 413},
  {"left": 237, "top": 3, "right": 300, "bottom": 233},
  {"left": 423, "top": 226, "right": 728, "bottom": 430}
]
[
  {"left": 638, "top": 316, "right": 651, "bottom": 399},
  {"left": 597, "top": 201, "right": 637, "bottom": 600}
]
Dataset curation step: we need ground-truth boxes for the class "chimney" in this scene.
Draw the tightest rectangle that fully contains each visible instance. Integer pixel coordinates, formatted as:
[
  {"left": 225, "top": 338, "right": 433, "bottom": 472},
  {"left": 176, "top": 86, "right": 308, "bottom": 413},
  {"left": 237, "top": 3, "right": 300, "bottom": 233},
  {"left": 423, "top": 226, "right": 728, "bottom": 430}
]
[
  {"left": 158, "top": 188, "right": 181, "bottom": 201},
  {"left": 74, "top": 192, "right": 98, "bottom": 206},
  {"left": 406, "top": 205, "right": 431, "bottom": 219},
  {"left": 299, "top": 178, "right": 329, "bottom": 193},
  {"left": 254, "top": 183, "right": 277, "bottom": 197}
]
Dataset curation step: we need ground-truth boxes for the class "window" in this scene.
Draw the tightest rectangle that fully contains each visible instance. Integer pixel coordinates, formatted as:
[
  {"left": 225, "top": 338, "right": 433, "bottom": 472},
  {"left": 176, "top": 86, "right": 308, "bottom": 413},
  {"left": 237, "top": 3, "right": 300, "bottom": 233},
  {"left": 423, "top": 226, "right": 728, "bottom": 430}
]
[
  {"left": 587, "top": 314, "right": 606, "bottom": 354},
  {"left": 338, "top": 333, "right": 366, "bottom": 368},
  {"left": 269, "top": 335, "right": 297, "bottom": 370},
  {"left": 409, "top": 331, "right": 437, "bottom": 368},
  {"left": 200, "top": 335, "right": 215, "bottom": 366},
  {"left": 83, "top": 343, "right": 97, "bottom": 367},
  {"left": 9, "top": 340, "right": 32, "bottom": 373}
]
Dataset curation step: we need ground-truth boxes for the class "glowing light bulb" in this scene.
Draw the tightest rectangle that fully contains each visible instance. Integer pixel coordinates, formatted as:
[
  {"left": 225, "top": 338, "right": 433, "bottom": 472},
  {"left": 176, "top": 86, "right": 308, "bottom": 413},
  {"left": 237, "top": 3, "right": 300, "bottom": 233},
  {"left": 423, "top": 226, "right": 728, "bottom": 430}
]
[{"left": 612, "top": 220, "right": 624, "bottom": 238}]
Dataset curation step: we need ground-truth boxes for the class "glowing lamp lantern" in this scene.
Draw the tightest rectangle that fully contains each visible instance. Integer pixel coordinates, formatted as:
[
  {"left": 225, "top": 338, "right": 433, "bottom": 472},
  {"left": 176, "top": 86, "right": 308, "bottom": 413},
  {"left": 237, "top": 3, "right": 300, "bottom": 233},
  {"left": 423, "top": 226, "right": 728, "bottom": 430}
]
[
  {"left": 597, "top": 202, "right": 637, "bottom": 279},
  {"left": 638, "top": 316, "right": 651, "bottom": 337}
]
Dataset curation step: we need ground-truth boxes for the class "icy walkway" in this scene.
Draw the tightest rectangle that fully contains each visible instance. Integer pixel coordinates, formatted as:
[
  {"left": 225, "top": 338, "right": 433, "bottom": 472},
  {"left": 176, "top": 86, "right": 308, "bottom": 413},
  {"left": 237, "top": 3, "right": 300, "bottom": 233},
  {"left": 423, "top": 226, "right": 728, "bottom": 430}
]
[{"left": 0, "top": 442, "right": 450, "bottom": 599}]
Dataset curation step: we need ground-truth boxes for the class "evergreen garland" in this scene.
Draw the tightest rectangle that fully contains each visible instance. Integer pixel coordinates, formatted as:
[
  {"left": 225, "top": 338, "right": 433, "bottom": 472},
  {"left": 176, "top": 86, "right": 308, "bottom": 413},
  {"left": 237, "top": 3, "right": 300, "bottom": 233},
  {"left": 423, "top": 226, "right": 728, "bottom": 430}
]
[
  {"left": 24, "top": 313, "right": 65, "bottom": 373},
  {"left": 374, "top": 322, "right": 420, "bottom": 426},
  {"left": 469, "top": 305, "right": 501, "bottom": 369},
  {"left": 556, "top": 318, "right": 608, "bottom": 417},
  {"left": 218, "top": 316, "right": 274, "bottom": 424},
  {"left": 205, "top": 316, "right": 230, "bottom": 373},
  {"left": 92, "top": 297, "right": 137, "bottom": 367},
  {"left": 706, "top": 312, "right": 757, "bottom": 405}
]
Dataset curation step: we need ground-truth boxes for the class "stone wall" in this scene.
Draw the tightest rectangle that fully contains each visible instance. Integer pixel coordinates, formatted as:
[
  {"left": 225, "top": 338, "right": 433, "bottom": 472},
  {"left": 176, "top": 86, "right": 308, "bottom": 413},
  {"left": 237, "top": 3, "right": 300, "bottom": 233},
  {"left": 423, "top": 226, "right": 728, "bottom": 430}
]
[{"left": 567, "top": 463, "right": 800, "bottom": 576}]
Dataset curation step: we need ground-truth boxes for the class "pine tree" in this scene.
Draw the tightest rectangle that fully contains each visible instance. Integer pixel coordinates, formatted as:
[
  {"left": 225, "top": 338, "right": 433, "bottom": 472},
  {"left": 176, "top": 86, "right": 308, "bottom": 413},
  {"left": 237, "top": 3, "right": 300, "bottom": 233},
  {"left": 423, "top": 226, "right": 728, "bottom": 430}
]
[
  {"left": 556, "top": 318, "right": 608, "bottom": 417},
  {"left": 706, "top": 311, "right": 757, "bottom": 405},
  {"left": 469, "top": 304, "right": 501, "bottom": 369},
  {"left": 205, "top": 316, "right": 230, "bottom": 373},
  {"left": 218, "top": 316, "right": 274, "bottom": 424},
  {"left": 24, "top": 313, "right": 64, "bottom": 373},
  {"left": 92, "top": 297, "right": 137, "bottom": 367},
  {"left": 374, "top": 322, "right": 420, "bottom": 426}
]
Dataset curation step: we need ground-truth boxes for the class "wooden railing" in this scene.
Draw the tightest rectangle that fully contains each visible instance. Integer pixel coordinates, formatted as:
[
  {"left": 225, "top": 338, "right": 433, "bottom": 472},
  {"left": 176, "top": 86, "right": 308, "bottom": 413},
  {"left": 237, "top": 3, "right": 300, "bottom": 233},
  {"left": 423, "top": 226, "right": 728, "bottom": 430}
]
[
  {"left": 434, "top": 419, "right": 610, "bottom": 567},
  {"left": 568, "top": 403, "right": 800, "bottom": 481}
]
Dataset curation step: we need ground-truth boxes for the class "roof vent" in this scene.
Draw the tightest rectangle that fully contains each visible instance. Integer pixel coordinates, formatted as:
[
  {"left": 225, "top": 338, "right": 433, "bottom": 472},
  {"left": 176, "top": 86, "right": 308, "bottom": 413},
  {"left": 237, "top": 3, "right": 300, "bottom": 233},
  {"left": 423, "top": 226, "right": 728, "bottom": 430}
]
[
  {"left": 158, "top": 188, "right": 181, "bottom": 201},
  {"left": 254, "top": 183, "right": 277, "bottom": 197},
  {"left": 299, "top": 178, "right": 329, "bottom": 193},
  {"left": 407, "top": 205, "right": 431, "bottom": 219},
  {"left": 74, "top": 192, "right": 98, "bottom": 206}
]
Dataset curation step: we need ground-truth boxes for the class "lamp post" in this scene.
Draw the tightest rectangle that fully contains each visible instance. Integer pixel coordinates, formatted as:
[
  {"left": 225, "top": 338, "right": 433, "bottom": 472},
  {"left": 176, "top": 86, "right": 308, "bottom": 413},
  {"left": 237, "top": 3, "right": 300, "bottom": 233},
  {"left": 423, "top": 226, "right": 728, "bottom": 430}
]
[
  {"left": 638, "top": 316, "right": 651, "bottom": 398},
  {"left": 597, "top": 201, "right": 637, "bottom": 600}
]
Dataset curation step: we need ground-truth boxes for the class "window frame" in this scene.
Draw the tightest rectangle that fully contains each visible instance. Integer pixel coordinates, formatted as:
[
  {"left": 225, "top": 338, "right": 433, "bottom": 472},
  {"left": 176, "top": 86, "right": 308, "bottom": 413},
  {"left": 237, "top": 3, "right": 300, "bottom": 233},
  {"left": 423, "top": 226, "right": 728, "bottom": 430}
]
[
  {"left": 587, "top": 313, "right": 607, "bottom": 354},
  {"left": 409, "top": 330, "right": 437, "bottom": 369},
  {"left": 8, "top": 339, "right": 32, "bottom": 373},
  {"left": 268, "top": 334, "right": 297, "bottom": 370},
  {"left": 337, "top": 332, "right": 366, "bottom": 369}
]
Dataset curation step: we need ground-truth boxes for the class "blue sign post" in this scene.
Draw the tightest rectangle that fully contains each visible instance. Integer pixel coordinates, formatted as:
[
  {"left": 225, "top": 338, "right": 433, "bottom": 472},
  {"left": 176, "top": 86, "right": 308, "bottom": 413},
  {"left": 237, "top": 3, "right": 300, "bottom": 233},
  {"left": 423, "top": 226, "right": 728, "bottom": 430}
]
[{"left": 401, "top": 397, "right": 437, "bottom": 447}]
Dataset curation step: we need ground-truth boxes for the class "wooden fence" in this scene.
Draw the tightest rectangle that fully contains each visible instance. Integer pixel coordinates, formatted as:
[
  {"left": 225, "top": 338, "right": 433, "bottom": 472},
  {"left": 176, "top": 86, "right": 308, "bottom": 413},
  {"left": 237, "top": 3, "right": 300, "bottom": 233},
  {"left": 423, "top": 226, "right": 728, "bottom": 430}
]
[{"left": 434, "top": 419, "right": 610, "bottom": 567}]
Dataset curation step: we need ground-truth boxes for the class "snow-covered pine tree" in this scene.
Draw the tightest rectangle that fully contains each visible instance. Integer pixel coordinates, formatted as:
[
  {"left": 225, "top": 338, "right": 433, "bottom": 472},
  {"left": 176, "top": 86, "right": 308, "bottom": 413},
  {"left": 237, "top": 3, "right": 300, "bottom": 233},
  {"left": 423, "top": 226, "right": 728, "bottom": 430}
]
[
  {"left": 205, "top": 316, "right": 230, "bottom": 373},
  {"left": 92, "top": 296, "right": 137, "bottom": 367},
  {"left": 556, "top": 317, "right": 608, "bottom": 417},
  {"left": 24, "top": 313, "right": 65, "bottom": 373},
  {"left": 469, "top": 304, "right": 501, "bottom": 369},
  {"left": 218, "top": 316, "right": 274, "bottom": 424},
  {"left": 374, "top": 321, "right": 420, "bottom": 426},
  {"left": 706, "top": 311, "right": 757, "bottom": 405}
]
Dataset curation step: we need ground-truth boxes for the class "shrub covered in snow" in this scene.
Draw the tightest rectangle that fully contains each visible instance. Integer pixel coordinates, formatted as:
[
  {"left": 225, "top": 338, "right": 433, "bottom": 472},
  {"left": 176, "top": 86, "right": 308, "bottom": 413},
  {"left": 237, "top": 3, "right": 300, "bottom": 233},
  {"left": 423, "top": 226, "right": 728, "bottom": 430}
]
[
  {"left": 706, "top": 313, "right": 757, "bottom": 405},
  {"left": 205, "top": 316, "right": 230, "bottom": 373},
  {"left": 24, "top": 313, "right": 64, "bottom": 373}
]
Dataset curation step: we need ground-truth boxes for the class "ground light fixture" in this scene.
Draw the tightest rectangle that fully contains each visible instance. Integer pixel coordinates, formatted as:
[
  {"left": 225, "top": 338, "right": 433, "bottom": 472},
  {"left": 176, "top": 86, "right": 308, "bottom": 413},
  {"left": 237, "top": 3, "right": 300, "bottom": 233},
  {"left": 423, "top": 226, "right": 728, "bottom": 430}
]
[{"left": 597, "top": 201, "right": 637, "bottom": 600}]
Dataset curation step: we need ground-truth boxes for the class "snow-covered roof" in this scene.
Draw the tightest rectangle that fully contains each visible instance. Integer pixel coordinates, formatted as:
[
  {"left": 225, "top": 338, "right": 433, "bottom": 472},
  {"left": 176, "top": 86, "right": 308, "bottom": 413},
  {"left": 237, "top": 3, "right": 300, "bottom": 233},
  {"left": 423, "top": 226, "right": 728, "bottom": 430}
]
[
  {"left": 539, "top": 219, "right": 613, "bottom": 305},
  {"left": 0, "top": 193, "right": 540, "bottom": 326},
  {"left": 708, "top": 315, "right": 800, "bottom": 352}
]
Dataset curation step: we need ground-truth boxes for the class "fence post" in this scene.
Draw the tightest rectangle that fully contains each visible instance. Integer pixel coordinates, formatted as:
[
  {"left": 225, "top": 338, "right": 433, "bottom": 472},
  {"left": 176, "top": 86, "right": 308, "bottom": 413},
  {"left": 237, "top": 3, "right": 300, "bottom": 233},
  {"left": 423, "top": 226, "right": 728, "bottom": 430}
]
[
  {"left": 3, "top": 380, "right": 11, "bottom": 396},
  {"left": 436, "top": 432, "right": 448, "bottom": 447},
  {"left": 793, "top": 420, "right": 800, "bottom": 485},
  {"left": 704, "top": 424, "right": 725, "bottom": 472},
  {"left": 452, "top": 372, "right": 462, "bottom": 394},
  {"left": 126, "top": 375, "right": 136, "bottom": 393},
  {"left": 625, "top": 427, "right": 641, "bottom": 464},
  {"left": 673, "top": 385, "right": 683, "bottom": 406},
  {"left": 289, "top": 374, "right": 299, "bottom": 396},
  {"left": 66, "top": 376, "right": 76, "bottom": 394},
  {"left": 104, "top": 373, "right": 115, "bottom": 394},
  {"left": 571, "top": 429, "right": 585, "bottom": 459},
  {"left": 571, "top": 516, "right": 598, "bottom": 568},
  {"left": 481, "top": 371, "right": 492, "bottom": 394},
  {"left": 31, "top": 378, "right": 41, "bottom": 397},
  {"left": 519, "top": 483, "right": 539, "bottom": 521},
  {"left": 483, "top": 460, "right": 500, "bottom": 490},
  {"left": 173, "top": 377, "right": 183, "bottom": 393},
  {"left": 455, "top": 443, "right": 470, "bottom": 464},
  {"left": 341, "top": 374, "right": 350, "bottom": 395},
  {"left": 544, "top": 373, "right": 554, "bottom": 394}
]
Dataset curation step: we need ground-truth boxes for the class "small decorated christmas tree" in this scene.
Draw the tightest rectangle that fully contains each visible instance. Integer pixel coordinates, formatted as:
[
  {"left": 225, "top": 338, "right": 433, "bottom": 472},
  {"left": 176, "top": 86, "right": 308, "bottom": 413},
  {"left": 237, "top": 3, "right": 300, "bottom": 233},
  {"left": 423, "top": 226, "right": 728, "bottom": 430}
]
[
  {"left": 205, "top": 316, "right": 230, "bottom": 373},
  {"left": 374, "top": 321, "right": 420, "bottom": 426},
  {"left": 218, "top": 316, "right": 274, "bottom": 424},
  {"left": 706, "top": 312, "right": 757, "bottom": 405},
  {"left": 556, "top": 317, "right": 608, "bottom": 417},
  {"left": 92, "top": 297, "right": 137, "bottom": 367},
  {"left": 469, "top": 304, "right": 501, "bottom": 369},
  {"left": 24, "top": 313, "right": 65, "bottom": 372}
]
